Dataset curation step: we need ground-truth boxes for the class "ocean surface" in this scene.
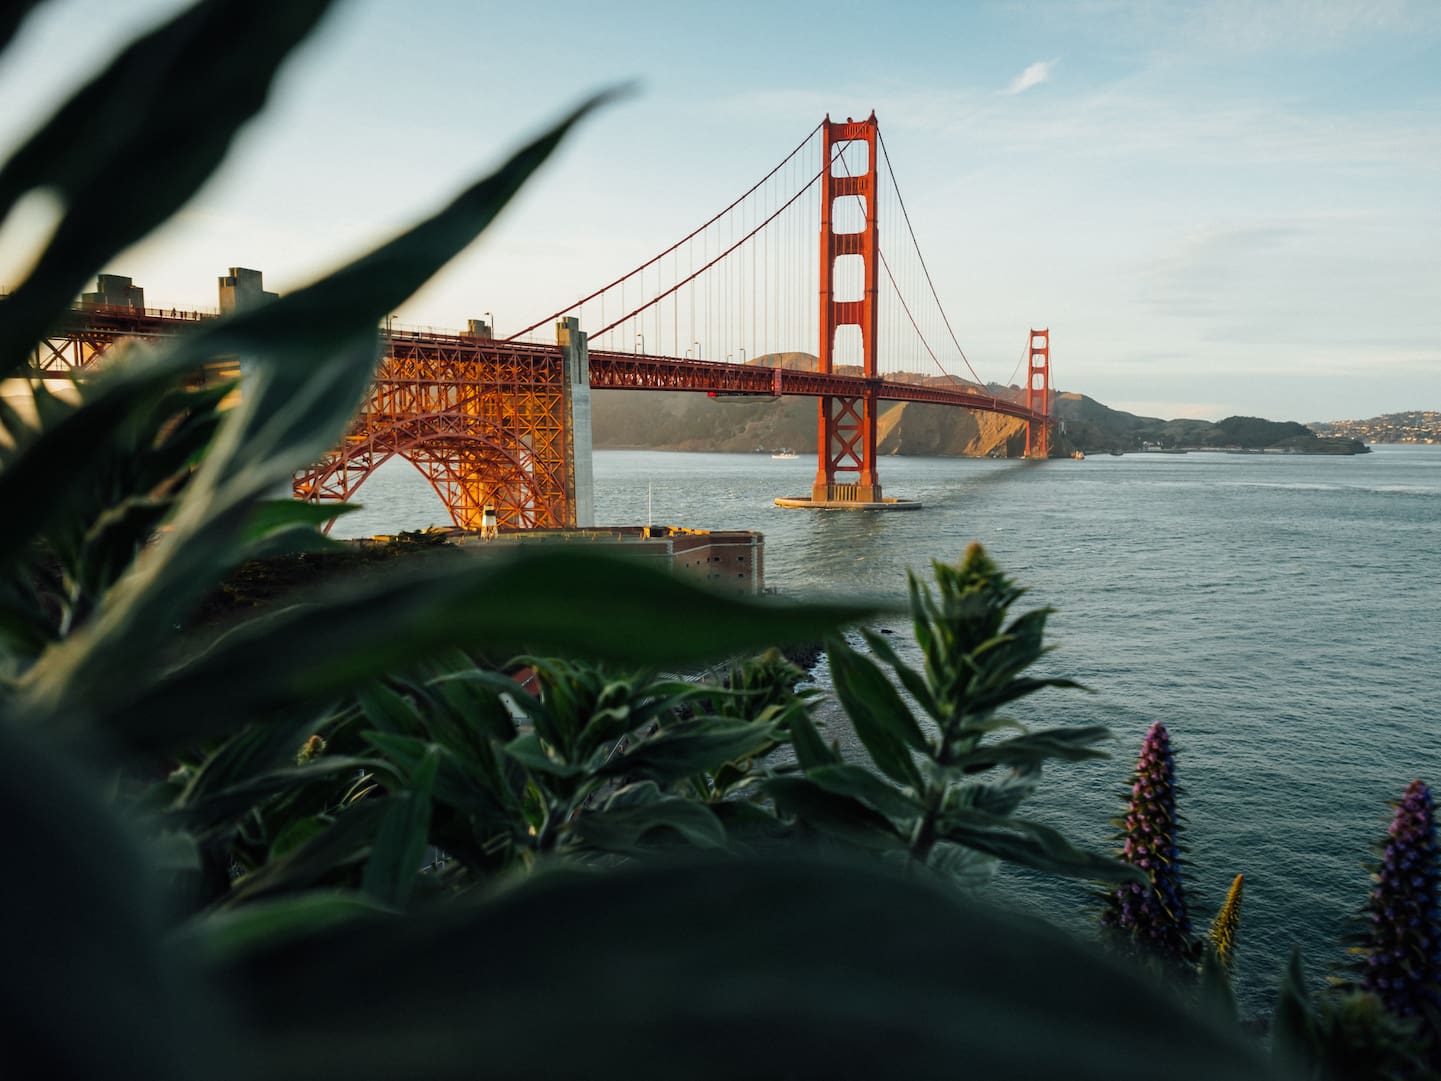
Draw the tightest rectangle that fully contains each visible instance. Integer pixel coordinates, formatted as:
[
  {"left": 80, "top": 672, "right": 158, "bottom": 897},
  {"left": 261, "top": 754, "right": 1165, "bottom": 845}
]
[{"left": 338, "top": 444, "right": 1441, "bottom": 1014}]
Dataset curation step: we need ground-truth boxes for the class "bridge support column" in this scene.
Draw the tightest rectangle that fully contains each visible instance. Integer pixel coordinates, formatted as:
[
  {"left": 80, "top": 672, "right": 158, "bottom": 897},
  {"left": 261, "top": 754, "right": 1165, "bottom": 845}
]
[
  {"left": 777, "top": 114, "right": 917, "bottom": 511},
  {"left": 557, "top": 316, "right": 595, "bottom": 528},
  {"left": 1024, "top": 328, "right": 1051, "bottom": 459}
]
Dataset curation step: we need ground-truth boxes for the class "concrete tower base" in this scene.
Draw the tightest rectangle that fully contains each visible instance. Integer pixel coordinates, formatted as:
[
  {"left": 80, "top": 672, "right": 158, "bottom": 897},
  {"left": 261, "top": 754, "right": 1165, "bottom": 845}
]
[{"left": 774, "top": 496, "right": 923, "bottom": 511}]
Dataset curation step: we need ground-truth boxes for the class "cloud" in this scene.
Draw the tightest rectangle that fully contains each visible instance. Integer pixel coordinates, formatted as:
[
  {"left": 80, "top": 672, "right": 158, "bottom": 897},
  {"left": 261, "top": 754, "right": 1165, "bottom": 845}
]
[{"left": 1003, "top": 60, "right": 1055, "bottom": 95}]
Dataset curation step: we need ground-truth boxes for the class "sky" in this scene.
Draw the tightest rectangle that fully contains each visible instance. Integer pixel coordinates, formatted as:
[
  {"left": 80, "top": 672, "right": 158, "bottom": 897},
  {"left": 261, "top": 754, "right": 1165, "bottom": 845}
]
[{"left": 0, "top": 0, "right": 1437, "bottom": 422}]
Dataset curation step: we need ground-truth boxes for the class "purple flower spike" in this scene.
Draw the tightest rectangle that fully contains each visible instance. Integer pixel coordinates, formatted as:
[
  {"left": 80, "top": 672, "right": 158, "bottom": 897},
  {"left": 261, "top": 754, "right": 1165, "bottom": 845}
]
[
  {"left": 1361, "top": 779, "right": 1441, "bottom": 1024},
  {"left": 1102, "top": 721, "right": 1192, "bottom": 963}
]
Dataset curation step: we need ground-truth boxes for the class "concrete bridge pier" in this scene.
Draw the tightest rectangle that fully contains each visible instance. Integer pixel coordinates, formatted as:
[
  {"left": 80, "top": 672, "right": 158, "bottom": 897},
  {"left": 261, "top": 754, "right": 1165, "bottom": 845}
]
[{"left": 556, "top": 316, "right": 595, "bottom": 528}]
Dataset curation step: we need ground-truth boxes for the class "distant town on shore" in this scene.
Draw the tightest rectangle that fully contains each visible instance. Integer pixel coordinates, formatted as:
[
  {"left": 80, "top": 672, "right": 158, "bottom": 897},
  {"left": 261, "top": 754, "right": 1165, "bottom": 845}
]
[{"left": 1308, "top": 410, "right": 1441, "bottom": 445}]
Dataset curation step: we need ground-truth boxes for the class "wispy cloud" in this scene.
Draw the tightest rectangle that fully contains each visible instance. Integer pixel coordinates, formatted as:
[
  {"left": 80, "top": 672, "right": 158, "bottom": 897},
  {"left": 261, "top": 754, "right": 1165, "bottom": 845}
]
[{"left": 1003, "top": 59, "right": 1056, "bottom": 95}]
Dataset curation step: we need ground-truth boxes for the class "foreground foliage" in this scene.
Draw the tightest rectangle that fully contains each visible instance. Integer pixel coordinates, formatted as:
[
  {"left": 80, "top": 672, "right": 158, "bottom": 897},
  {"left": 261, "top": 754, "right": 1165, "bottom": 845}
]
[{"left": 0, "top": 4, "right": 1434, "bottom": 1080}]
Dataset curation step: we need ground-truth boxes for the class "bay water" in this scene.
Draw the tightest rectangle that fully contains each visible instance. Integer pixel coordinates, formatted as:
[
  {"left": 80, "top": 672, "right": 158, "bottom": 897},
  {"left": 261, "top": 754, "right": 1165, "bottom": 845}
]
[{"left": 339, "top": 444, "right": 1441, "bottom": 1014}]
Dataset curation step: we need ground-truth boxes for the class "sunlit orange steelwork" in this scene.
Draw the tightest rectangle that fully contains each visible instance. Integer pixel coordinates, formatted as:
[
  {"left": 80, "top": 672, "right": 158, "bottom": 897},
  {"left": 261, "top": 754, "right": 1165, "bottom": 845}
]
[{"left": 31, "top": 307, "right": 581, "bottom": 530}]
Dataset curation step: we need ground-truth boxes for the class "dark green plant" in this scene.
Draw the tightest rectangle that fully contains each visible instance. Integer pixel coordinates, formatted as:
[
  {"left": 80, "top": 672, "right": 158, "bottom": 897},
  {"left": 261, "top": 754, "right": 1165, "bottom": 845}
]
[
  {"left": 1274, "top": 948, "right": 1429, "bottom": 1081},
  {"left": 767, "top": 542, "right": 1139, "bottom": 887}
]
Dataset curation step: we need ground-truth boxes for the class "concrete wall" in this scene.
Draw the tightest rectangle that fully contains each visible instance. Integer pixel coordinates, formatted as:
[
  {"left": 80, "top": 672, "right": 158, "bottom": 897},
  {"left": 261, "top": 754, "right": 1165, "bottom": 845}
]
[
  {"left": 80, "top": 274, "right": 144, "bottom": 309},
  {"left": 218, "top": 267, "right": 278, "bottom": 314}
]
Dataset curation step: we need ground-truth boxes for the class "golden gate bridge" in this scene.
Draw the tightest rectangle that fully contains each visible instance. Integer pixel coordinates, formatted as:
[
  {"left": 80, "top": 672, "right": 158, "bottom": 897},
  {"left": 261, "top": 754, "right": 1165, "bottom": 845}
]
[{"left": 22, "top": 113, "right": 1054, "bottom": 529}]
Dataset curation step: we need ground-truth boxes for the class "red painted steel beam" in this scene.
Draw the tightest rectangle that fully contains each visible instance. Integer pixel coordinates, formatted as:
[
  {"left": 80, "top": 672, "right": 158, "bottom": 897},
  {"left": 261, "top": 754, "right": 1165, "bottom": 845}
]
[{"left": 587, "top": 350, "right": 1047, "bottom": 425}]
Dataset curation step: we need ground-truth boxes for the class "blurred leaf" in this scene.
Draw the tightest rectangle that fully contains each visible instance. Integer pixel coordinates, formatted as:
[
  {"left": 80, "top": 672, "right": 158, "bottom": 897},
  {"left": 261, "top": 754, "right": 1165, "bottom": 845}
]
[
  {"left": 16, "top": 92, "right": 621, "bottom": 740},
  {"left": 63, "top": 550, "right": 878, "bottom": 759},
  {"left": 0, "top": 1, "right": 47, "bottom": 57},
  {"left": 1271, "top": 947, "right": 1319, "bottom": 1077},
  {"left": 214, "top": 855, "right": 1275, "bottom": 1081},
  {"left": 363, "top": 745, "right": 439, "bottom": 907},
  {"left": 0, "top": 0, "right": 341, "bottom": 373},
  {"left": 177, "top": 890, "right": 391, "bottom": 966},
  {"left": 1198, "top": 944, "right": 1238, "bottom": 1027},
  {"left": 576, "top": 784, "right": 726, "bottom": 853},
  {"left": 148, "top": 829, "right": 201, "bottom": 873},
  {"left": 826, "top": 638, "right": 923, "bottom": 788},
  {"left": 0, "top": 714, "right": 220, "bottom": 1081}
]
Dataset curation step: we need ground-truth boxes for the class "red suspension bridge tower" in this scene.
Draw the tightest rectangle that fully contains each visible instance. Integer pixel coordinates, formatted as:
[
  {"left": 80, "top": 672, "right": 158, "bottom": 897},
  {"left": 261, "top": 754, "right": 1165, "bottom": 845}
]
[{"left": 811, "top": 113, "right": 884, "bottom": 506}]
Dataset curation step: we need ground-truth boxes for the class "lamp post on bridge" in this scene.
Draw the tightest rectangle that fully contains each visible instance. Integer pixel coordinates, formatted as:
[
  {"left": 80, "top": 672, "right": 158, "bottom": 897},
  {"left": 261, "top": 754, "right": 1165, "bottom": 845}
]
[
  {"left": 483, "top": 311, "right": 494, "bottom": 338},
  {"left": 636, "top": 333, "right": 644, "bottom": 355}
]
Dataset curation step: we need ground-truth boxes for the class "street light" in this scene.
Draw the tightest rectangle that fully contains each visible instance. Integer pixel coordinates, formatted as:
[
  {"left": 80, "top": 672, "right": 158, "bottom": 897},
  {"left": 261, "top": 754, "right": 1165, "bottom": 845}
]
[
  {"left": 483, "top": 311, "right": 494, "bottom": 339},
  {"left": 636, "top": 333, "right": 645, "bottom": 355},
  {"left": 692, "top": 340, "right": 701, "bottom": 360}
]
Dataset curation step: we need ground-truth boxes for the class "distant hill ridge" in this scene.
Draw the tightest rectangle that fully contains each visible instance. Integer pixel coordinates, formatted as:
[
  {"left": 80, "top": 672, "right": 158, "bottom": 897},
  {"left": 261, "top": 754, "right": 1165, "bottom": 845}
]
[{"left": 591, "top": 352, "right": 1368, "bottom": 457}]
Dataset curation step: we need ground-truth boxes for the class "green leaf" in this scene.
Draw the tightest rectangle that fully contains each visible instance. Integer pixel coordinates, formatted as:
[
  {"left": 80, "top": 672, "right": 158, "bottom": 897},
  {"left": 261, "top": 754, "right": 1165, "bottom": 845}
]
[
  {"left": 575, "top": 784, "right": 727, "bottom": 853},
  {"left": 360, "top": 743, "right": 438, "bottom": 910},
  {"left": 214, "top": 855, "right": 1274, "bottom": 1081},
  {"left": 0, "top": 715, "right": 216, "bottom": 1081},
  {"left": 860, "top": 628, "right": 940, "bottom": 721},
  {"left": 0, "top": 0, "right": 342, "bottom": 374},
  {"left": 176, "top": 890, "right": 391, "bottom": 965},
  {"left": 67, "top": 550, "right": 878, "bottom": 759},
  {"left": 826, "top": 637, "right": 923, "bottom": 788},
  {"left": 177, "top": 756, "right": 386, "bottom": 833},
  {"left": 0, "top": 2, "right": 47, "bottom": 59},
  {"left": 363, "top": 745, "right": 439, "bottom": 907},
  {"left": 362, "top": 731, "right": 513, "bottom": 820},
  {"left": 804, "top": 763, "right": 922, "bottom": 822},
  {"left": 356, "top": 682, "right": 424, "bottom": 736},
  {"left": 224, "top": 799, "right": 389, "bottom": 907},
  {"left": 953, "top": 726, "right": 1111, "bottom": 772},
  {"left": 787, "top": 709, "right": 842, "bottom": 771},
  {"left": 502, "top": 731, "right": 582, "bottom": 778},
  {"left": 147, "top": 829, "right": 201, "bottom": 873},
  {"left": 764, "top": 777, "right": 905, "bottom": 852},
  {"left": 600, "top": 718, "right": 777, "bottom": 785},
  {"left": 938, "top": 809, "right": 1141, "bottom": 884},
  {"left": 1271, "top": 947, "right": 1319, "bottom": 1076},
  {"left": 268, "top": 817, "right": 329, "bottom": 862}
]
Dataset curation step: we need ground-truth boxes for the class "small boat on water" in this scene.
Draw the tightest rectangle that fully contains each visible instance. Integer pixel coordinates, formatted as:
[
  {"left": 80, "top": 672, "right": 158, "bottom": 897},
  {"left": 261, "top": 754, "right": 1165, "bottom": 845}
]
[
  {"left": 1072, "top": 450, "right": 1085, "bottom": 460},
  {"left": 771, "top": 449, "right": 798, "bottom": 459}
]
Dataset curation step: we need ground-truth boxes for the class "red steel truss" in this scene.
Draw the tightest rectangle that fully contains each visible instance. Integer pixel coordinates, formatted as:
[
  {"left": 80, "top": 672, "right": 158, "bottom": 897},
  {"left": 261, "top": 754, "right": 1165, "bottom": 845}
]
[
  {"left": 31, "top": 308, "right": 578, "bottom": 530},
  {"left": 296, "top": 332, "right": 575, "bottom": 530}
]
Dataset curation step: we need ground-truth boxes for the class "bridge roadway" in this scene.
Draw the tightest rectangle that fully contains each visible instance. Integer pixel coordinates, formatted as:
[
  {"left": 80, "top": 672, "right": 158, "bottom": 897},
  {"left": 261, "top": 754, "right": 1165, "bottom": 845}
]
[
  {"left": 33, "top": 305, "right": 1047, "bottom": 428},
  {"left": 587, "top": 349, "right": 1043, "bottom": 424}
]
